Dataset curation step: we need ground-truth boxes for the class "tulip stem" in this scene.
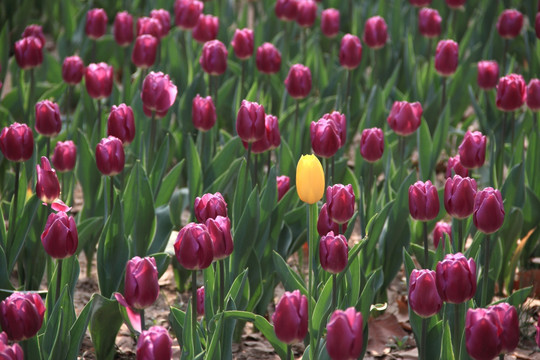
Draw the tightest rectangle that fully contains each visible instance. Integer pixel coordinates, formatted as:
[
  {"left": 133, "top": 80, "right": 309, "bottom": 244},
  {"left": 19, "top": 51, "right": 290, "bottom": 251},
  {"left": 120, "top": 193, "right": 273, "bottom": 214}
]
[
  {"left": 267, "top": 150, "right": 272, "bottom": 177},
  {"left": 140, "top": 308, "right": 146, "bottom": 332},
  {"left": 423, "top": 221, "right": 429, "bottom": 268},
  {"left": 510, "top": 111, "right": 515, "bottom": 151},
  {"left": 499, "top": 355, "right": 504, "bottom": 360},
  {"left": 441, "top": 77, "right": 447, "bottom": 113},
  {"left": 332, "top": 273, "right": 337, "bottom": 311},
  {"left": 245, "top": 142, "right": 253, "bottom": 188},
  {"left": 97, "top": 100, "right": 102, "bottom": 138},
  {"left": 287, "top": 344, "right": 292, "bottom": 360},
  {"left": 458, "top": 219, "right": 464, "bottom": 252},
  {"left": 331, "top": 156, "right": 335, "bottom": 185},
  {"left": 110, "top": 175, "right": 114, "bottom": 213},
  {"left": 55, "top": 259, "right": 63, "bottom": 303},
  {"left": 148, "top": 111, "right": 156, "bottom": 170},
  {"left": 27, "top": 69, "right": 35, "bottom": 128},
  {"left": 453, "top": 303, "right": 461, "bottom": 356},
  {"left": 191, "top": 270, "right": 197, "bottom": 354},
  {"left": 12, "top": 162, "right": 21, "bottom": 237},
  {"left": 481, "top": 234, "right": 491, "bottom": 307},
  {"left": 499, "top": 112, "right": 507, "bottom": 185},
  {"left": 345, "top": 70, "right": 352, "bottom": 125},
  {"left": 348, "top": 0, "right": 353, "bottom": 33},
  {"left": 421, "top": 317, "right": 427, "bottom": 360},
  {"left": 219, "top": 259, "right": 225, "bottom": 312},
  {"left": 103, "top": 176, "right": 108, "bottom": 223},
  {"left": 502, "top": 39, "right": 508, "bottom": 74},
  {"left": 293, "top": 100, "right": 300, "bottom": 156},
  {"left": 46, "top": 137, "right": 50, "bottom": 158},
  {"left": 66, "top": 85, "right": 72, "bottom": 138},
  {"left": 307, "top": 202, "right": 318, "bottom": 360},
  {"left": 240, "top": 60, "right": 246, "bottom": 100}
]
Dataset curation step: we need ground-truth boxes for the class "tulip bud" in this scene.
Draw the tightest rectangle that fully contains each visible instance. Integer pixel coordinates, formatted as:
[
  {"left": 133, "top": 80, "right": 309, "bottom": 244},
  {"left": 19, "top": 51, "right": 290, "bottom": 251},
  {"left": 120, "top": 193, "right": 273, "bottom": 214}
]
[
  {"left": 95, "top": 136, "right": 125, "bottom": 176},
  {"left": 488, "top": 303, "right": 519, "bottom": 354},
  {"left": 174, "top": 0, "right": 204, "bottom": 30},
  {"left": 62, "top": 56, "right": 85, "bottom": 85},
  {"left": 197, "top": 287, "right": 205, "bottom": 315},
  {"left": 408, "top": 269, "right": 442, "bottom": 317},
  {"left": 174, "top": 223, "right": 214, "bottom": 270},
  {"left": 85, "top": 62, "right": 113, "bottom": 100},
  {"left": 114, "top": 11, "right": 134, "bottom": 46},
  {"left": 317, "top": 203, "right": 347, "bottom": 236},
  {"left": 418, "top": 8, "right": 442, "bottom": 38},
  {"left": 22, "top": 25, "right": 45, "bottom": 46},
  {"left": 322, "top": 111, "right": 346, "bottom": 146},
  {"left": 199, "top": 40, "right": 228, "bottom": 75},
  {"left": 339, "top": 34, "right": 362, "bottom": 70},
  {"left": 527, "top": 79, "right": 540, "bottom": 111},
  {"left": 409, "top": 0, "right": 432, "bottom": 7},
  {"left": 52, "top": 140, "right": 77, "bottom": 172},
  {"left": 277, "top": 175, "right": 290, "bottom": 201},
  {"left": 432, "top": 221, "right": 452, "bottom": 248},
  {"left": 85, "top": 8, "right": 108, "bottom": 40},
  {"left": 435, "top": 253, "right": 476, "bottom": 304},
  {"left": 326, "top": 307, "right": 363, "bottom": 360},
  {"left": 446, "top": 155, "right": 469, "bottom": 178},
  {"left": 387, "top": 100, "right": 423, "bottom": 136},
  {"left": 14, "top": 37, "right": 43, "bottom": 69},
  {"left": 445, "top": 0, "right": 466, "bottom": 9},
  {"left": 296, "top": 154, "right": 325, "bottom": 204},
  {"left": 310, "top": 119, "right": 341, "bottom": 158},
  {"left": 192, "top": 94, "right": 216, "bottom": 131},
  {"left": 409, "top": 180, "right": 439, "bottom": 221},
  {"left": 326, "top": 184, "right": 355, "bottom": 225},
  {"left": 363, "top": 16, "right": 388, "bottom": 49},
  {"left": 192, "top": 14, "right": 219, "bottom": 43},
  {"left": 137, "top": 17, "right": 163, "bottom": 39},
  {"left": 205, "top": 216, "right": 233, "bottom": 260},
  {"left": 41, "top": 211, "right": 78, "bottom": 259},
  {"left": 296, "top": 0, "right": 317, "bottom": 28},
  {"left": 0, "top": 332, "right": 24, "bottom": 360},
  {"left": 132, "top": 35, "right": 159, "bottom": 69},
  {"left": 497, "top": 9, "right": 523, "bottom": 39},
  {"left": 141, "top": 72, "right": 178, "bottom": 118},
  {"left": 123, "top": 256, "right": 160, "bottom": 309},
  {"left": 435, "top": 39, "right": 458, "bottom": 76},
  {"left": 107, "top": 104, "right": 136, "bottom": 145},
  {"left": 150, "top": 9, "right": 171, "bottom": 38},
  {"left": 137, "top": 326, "right": 172, "bottom": 360},
  {"left": 321, "top": 9, "right": 340, "bottom": 38},
  {"left": 245, "top": 114, "right": 281, "bottom": 153},
  {"left": 194, "top": 193, "right": 228, "bottom": 223},
  {"left": 473, "top": 187, "right": 505, "bottom": 234},
  {"left": 231, "top": 28, "right": 254, "bottom": 60},
  {"left": 35, "top": 100, "right": 61, "bottom": 137},
  {"left": 465, "top": 308, "right": 502, "bottom": 360},
  {"left": 275, "top": 0, "right": 299, "bottom": 21},
  {"left": 284, "top": 64, "right": 312, "bottom": 99},
  {"left": 477, "top": 60, "right": 499, "bottom": 90},
  {"left": 496, "top": 73, "right": 526, "bottom": 112},
  {"left": 458, "top": 130, "right": 486, "bottom": 169},
  {"left": 444, "top": 175, "right": 477, "bottom": 219},
  {"left": 360, "top": 127, "right": 384, "bottom": 162},
  {"left": 0, "top": 292, "right": 45, "bottom": 341},
  {"left": 272, "top": 290, "right": 308, "bottom": 344},
  {"left": 0, "top": 123, "right": 34, "bottom": 162},
  {"left": 319, "top": 231, "right": 348, "bottom": 274},
  {"left": 256, "top": 43, "right": 281, "bottom": 74},
  {"left": 236, "top": 100, "right": 266, "bottom": 143},
  {"left": 36, "top": 157, "right": 60, "bottom": 204}
]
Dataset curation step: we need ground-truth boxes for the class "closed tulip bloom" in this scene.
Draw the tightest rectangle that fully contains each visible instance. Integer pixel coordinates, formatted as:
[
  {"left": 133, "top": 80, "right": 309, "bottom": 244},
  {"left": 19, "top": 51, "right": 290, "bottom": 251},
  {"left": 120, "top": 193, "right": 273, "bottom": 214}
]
[
  {"left": 236, "top": 100, "right": 266, "bottom": 143},
  {"left": 192, "top": 15, "right": 219, "bottom": 43},
  {"left": 205, "top": 216, "right": 233, "bottom": 260},
  {"left": 114, "top": 11, "right": 134, "bottom": 46},
  {"left": 0, "top": 332, "right": 24, "bottom": 360},
  {"left": 256, "top": 43, "right": 281, "bottom": 74},
  {"left": 488, "top": 303, "right": 519, "bottom": 354},
  {"left": 0, "top": 293, "right": 45, "bottom": 341},
  {"left": 62, "top": 56, "right": 84, "bottom": 85},
  {"left": 194, "top": 192, "right": 228, "bottom": 223},
  {"left": 141, "top": 72, "right": 178, "bottom": 118},
  {"left": 284, "top": 64, "right": 312, "bottom": 99},
  {"left": 246, "top": 114, "right": 281, "bottom": 153},
  {"left": 409, "top": 180, "right": 439, "bottom": 221},
  {"left": 197, "top": 287, "right": 205, "bottom": 315},
  {"left": 326, "top": 307, "right": 363, "bottom": 360},
  {"left": 272, "top": 290, "right": 308, "bottom": 344},
  {"left": 275, "top": 0, "right": 299, "bottom": 21},
  {"left": 432, "top": 221, "right": 452, "bottom": 248},
  {"left": 408, "top": 269, "right": 442, "bottom": 317},
  {"left": 35, "top": 100, "right": 61, "bottom": 137},
  {"left": 310, "top": 119, "right": 341, "bottom": 158},
  {"left": 477, "top": 61, "right": 499, "bottom": 90},
  {"left": 322, "top": 111, "right": 346, "bottom": 146},
  {"left": 418, "top": 8, "right": 442, "bottom": 38},
  {"left": 277, "top": 175, "right": 290, "bottom": 201},
  {"left": 231, "top": 28, "right": 254, "bottom": 60},
  {"left": 137, "top": 17, "right": 163, "bottom": 39},
  {"left": 41, "top": 211, "right": 78, "bottom": 259},
  {"left": 497, "top": 9, "right": 523, "bottom": 39},
  {"left": 326, "top": 184, "right": 355, "bottom": 225},
  {"left": 150, "top": 9, "right": 171, "bottom": 38},
  {"left": 319, "top": 231, "right": 348, "bottom": 274},
  {"left": 36, "top": 157, "right": 60, "bottom": 204},
  {"left": 446, "top": 155, "right": 469, "bottom": 178},
  {"left": 14, "top": 36, "right": 43, "bottom": 69},
  {"left": 527, "top": 79, "right": 540, "bottom": 111},
  {"left": 174, "top": 223, "right": 214, "bottom": 270},
  {"left": 535, "top": 319, "right": 540, "bottom": 348},
  {"left": 445, "top": 0, "right": 466, "bottom": 9},
  {"left": 363, "top": 16, "right": 388, "bottom": 49},
  {"left": 296, "top": 0, "right": 317, "bottom": 28},
  {"left": 444, "top": 175, "right": 477, "bottom": 219},
  {"left": 435, "top": 39, "right": 458, "bottom": 76},
  {"left": 458, "top": 131, "right": 486, "bottom": 169},
  {"left": 85, "top": 8, "right": 108, "bottom": 39},
  {"left": 473, "top": 187, "right": 505, "bottom": 234},
  {"left": 132, "top": 35, "right": 159, "bottom": 68},
  {"left": 52, "top": 140, "right": 77, "bottom": 172},
  {"left": 409, "top": 0, "right": 431, "bottom": 7},
  {"left": 321, "top": 9, "right": 340, "bottom": 38},
  {"left": 95, "top": 136, "right": 125, "bottom": 176},
  {"left": 192, "top": 94, "right": 216, "bottom": 131},
  {"left": 200, "top": 40, "right": 228, "bottom": 75},
  {"left": 496, "top": 73, "right": 526, "bottom": 111},
  {"left": 137, "top": 326, "right": 172, "bottom": 360},
  {"left": 296, "top": 154, "right": 325, "bottom": 204},
  {"left": 0, "top": 123, "right": 34, "bottom": 162},
  {"left": 123, "top": 257, "right": 160, "bottom": 309},
  {"left": 174, "top": 0, "right": 204, "bottom": 30},
  {"left": 85, "top": 62, "right": 113, "bottom": 100},
  {"left": 339, "top": 34, "right": 362, "bottom": 70},
  {"left": 317, "top": 203, "right": 347, "bottom": 236},
  {"left": 436, "top": 253, "right": 476, "bottom": 303},
  {"left": 107, "top": 104, "right": 136, "bottom": 145},
  {"left": 387, "top": 101, "right": 422, "bottom": 136},
  {"left": 465, "top": 308, "right": 502, "bottom": 360},
  {"left": 22, "top": 25, "right": 45, "bottom": 46},
  {"left": 536, "top": 13, "right": 540, "bottom": 39},
  {"left": 360, "top": 127, "right": 384, "bottom": 162}
]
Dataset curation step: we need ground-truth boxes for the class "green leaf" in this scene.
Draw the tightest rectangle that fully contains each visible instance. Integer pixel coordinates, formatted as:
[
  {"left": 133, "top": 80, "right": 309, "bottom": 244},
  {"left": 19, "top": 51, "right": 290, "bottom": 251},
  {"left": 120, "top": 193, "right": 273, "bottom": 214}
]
[
  {"left": 76, "top": 217, "right": 103, "bottom": 253},
  {"left": 417, "top": 119, "right": 433, "bottom": 181},
  {"left": 89, "top": 294, "right": 123, "bottom": 360},
  {"left": 149, "top": 134, "right": 171, "bottom": 199},
  {"left": 186, "top": 135, "right": 203, "bottom": 215},
  {"left": 76, "top": 130, "right": 101, "bottom": 217},
  {"left": 272, "top": 251, "right": 307, "bottom": 296},
  {"left": 66, "top": 295, "right": 95, "bottom": 360},
  {"left": 155, "top": 160, "right": 184, "bottom": 207},
  {"left": 42, "top": 286, "right": 72, "bottom": 360},
  {"left": 440, "top": 322, "right": 455, "bottom": 360},
  {"left": 7, "top": 195, "right": 39, "bottom": 273}
]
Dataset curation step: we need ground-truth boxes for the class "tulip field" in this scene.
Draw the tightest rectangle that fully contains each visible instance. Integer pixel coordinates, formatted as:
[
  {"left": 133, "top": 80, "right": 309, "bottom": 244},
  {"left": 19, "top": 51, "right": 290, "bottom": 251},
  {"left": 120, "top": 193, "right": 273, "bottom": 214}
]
[{"left": 2, "top": 0, "right": 540, "bottom": 358}]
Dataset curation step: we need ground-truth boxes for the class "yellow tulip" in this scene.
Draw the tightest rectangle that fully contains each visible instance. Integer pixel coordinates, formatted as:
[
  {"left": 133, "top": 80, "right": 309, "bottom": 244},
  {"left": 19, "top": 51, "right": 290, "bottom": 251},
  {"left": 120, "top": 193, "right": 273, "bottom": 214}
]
[{"left": 296, "top": 154, "right": 325, "bottom": 204}]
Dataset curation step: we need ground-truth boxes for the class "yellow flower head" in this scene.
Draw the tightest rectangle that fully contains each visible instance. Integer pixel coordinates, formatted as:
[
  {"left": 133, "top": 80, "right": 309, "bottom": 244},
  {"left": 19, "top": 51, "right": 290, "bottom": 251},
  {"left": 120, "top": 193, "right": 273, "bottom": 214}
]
[{"left": 296, "top": 154, "right": 325, "bottom": 204}]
